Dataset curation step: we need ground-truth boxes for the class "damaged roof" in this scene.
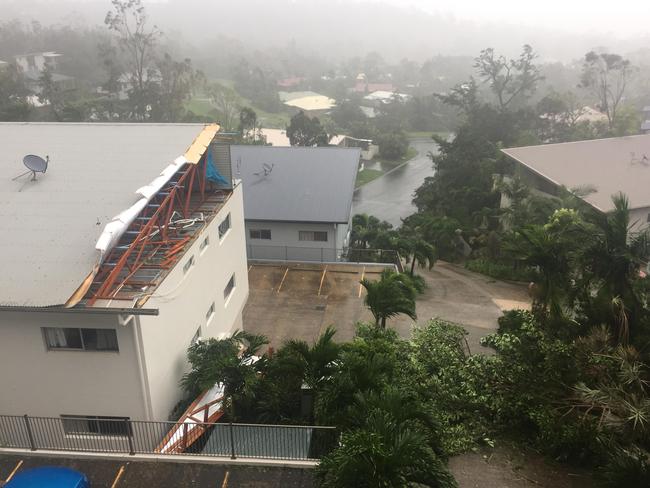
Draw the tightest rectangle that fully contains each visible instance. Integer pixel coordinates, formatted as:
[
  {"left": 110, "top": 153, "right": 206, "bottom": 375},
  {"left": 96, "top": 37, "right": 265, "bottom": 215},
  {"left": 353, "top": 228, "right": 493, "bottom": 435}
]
[
  {"left": 0, "top": 122, "right": 210, "bottom": 307},
  {"left": 502, "top": 134, "right": 650, "bottom": 212},
  {"left": 231, "top": 145, "right": 360, "bottom": 224}
]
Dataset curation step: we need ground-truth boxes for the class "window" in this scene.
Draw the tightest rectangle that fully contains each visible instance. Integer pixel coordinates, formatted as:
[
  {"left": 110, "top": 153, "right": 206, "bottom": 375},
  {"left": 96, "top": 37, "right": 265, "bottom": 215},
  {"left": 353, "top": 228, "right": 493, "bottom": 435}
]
[
  {"left": 299, "top": 230, "right": 328, "bottom": 242},
  {"left": 199, "top": 236, "right": 210, "bottom": 252},
  {"left": 219, "top": 213, "right": 231, "bottom": 239},
  {"left": 206, "top": 302, "right": 215, "bottom": 324},
  {"left": 249, "top": 229, "right": 272, "bottom": 240},
  {"left": 61, "top": 415, "right": 131, "bottom": 436},
  {"left": 43, "top": 328, "right": 119, "bottom": 352},
  {"left": 224, "top": 274, "right": 236, "bottom": 301},
  {"left": 183, "top": 255, "right": 195, "bottom": 274},
  {"left": 191, "top": 327, "right": 202, "bottom": 345}
]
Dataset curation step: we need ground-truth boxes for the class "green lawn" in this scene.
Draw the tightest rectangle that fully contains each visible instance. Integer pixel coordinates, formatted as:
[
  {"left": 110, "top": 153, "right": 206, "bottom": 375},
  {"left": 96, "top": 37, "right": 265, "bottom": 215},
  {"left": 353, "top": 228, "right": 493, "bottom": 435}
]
[
  {"left": 355, "top": 168, "right": 384, "bottom": 188},
  {"left": 373, "top": 146, "right": 418, "bottom": 168}
]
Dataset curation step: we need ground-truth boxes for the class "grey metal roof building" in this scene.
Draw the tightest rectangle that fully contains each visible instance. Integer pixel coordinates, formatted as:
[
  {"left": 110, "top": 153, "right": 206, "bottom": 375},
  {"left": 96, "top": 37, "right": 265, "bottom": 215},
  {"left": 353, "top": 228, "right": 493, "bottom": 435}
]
[
  {"left": 502, "top": 134, "right": 650, "bottom": 212},
  {"left": 0, "top": 122, "right": 207, "bottom": 307},
  {"left": 230, "top": 145, "right": 360, "bottom": 223}
]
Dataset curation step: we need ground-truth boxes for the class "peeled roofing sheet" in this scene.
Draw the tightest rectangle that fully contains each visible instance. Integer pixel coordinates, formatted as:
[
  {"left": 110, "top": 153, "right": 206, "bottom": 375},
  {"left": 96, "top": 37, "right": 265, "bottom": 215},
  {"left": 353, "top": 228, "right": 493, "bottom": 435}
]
[
  {"left": 502, "top": 134, "right": 650, "bottom": 212},
  {"left": 0, "top": 123, "right": 209, "bottom": 307}
]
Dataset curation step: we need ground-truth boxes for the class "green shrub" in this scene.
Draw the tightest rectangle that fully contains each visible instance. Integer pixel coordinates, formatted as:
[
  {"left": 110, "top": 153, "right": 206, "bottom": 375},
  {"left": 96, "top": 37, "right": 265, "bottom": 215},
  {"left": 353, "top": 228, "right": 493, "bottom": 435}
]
[{"left": 599, "top": 448, "right": 650, "bottom": 488}]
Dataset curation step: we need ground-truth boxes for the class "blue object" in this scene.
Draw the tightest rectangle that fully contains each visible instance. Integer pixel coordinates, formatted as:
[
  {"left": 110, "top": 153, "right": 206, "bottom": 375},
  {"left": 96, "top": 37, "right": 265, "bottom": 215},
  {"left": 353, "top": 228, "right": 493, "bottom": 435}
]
[
  {"left": 205, "top": 147, "right": 229, "bottom": 186},
  {"left": 5, "top": 466, "right": 89, "bottom": 488}
]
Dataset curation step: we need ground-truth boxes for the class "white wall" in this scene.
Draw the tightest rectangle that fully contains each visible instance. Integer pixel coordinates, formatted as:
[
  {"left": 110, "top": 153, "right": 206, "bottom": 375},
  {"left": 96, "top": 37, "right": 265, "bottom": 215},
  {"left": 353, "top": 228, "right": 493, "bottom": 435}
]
[
  {"left": 0, "top": 311, "right": 146, "bottom": 420},
  {"left": 245, "top": 220, "right": 349, "bottom": 262},
  {"left": 629, "top": 206, "right": 650, "bottom": 233},
  {"left": 138, "top": 183, "right": 249, "bottom": 420}
]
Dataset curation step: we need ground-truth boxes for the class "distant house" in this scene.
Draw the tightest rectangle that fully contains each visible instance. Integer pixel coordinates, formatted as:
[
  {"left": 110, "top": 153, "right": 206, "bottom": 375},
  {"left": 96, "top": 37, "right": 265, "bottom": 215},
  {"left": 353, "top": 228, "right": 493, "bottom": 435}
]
[
  {"left": 231, "top": 145, "right": 360, "bottom": 262},
  {"left": 363, "top": 90, "right": 410, "bottom": 107},
  {"left": 260, "top": 128, "right": 377, "bottom": 160},
  {"left": 352, "top": 73, "right": 394, "bottom": 94},
  {"left": 277, "top": 76, "right": 306, "bottom": 89},
  {"left": 330, "top": 134, "right": 378, "bottom": 160},
  {"left": 14, "top": 51, "right": 75, "bottom": 93},
  {"left": 501, "top": 134, "right": 650, "bottom": 230},
  {"left": 641, "top": 106, "right": 650, "bottom": 134},
  {"left": 283, "top": 95, "right": 336, "bottom": 116}
]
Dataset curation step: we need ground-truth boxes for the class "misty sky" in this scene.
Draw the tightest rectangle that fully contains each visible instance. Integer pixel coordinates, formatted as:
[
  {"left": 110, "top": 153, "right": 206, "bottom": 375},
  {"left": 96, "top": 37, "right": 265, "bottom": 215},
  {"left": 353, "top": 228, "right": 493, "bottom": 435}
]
[{"left": 389, "top": 0, "right": 650, "bottom": 37}]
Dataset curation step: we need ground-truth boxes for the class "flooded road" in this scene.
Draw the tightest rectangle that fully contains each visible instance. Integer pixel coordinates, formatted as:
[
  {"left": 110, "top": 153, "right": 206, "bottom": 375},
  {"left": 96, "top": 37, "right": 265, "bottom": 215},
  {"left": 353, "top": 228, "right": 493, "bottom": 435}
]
[{"left": 352, "top": 138, "right": 438, "bottom": 227}]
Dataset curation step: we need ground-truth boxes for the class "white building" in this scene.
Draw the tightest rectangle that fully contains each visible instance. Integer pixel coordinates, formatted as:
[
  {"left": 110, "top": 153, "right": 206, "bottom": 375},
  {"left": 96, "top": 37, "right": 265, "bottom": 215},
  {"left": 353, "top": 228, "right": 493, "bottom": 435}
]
[
  {"left": 0, "top": 123, "right": 249, "bottom": 424},
  {"left": 231, "top": 145, "right": 360, "bottom": 262},
  {"left": 502, "top": 134, "right": 650, "bottom": 231}
]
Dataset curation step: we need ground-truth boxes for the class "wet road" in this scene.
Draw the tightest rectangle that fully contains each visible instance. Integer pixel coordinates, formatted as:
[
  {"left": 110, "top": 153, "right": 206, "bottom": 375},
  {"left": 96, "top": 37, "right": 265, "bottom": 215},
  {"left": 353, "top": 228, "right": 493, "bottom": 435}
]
[{"left": 352, "top": 138, "right": 438, "bottom": 226}]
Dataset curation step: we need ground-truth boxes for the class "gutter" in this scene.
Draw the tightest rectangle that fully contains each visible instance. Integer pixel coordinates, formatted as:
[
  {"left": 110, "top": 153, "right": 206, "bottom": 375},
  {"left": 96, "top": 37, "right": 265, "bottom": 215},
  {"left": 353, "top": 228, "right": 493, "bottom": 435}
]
[{"left": 0, "top": 306, "right": 159, "bottom": 316}]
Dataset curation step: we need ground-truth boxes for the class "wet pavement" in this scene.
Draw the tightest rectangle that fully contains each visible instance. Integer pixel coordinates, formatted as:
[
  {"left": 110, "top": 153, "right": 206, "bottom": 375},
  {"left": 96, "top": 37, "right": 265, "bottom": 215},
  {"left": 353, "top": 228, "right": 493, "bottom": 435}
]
[{"left": 352, "top": 138, "right": 438, "bottom": 227}]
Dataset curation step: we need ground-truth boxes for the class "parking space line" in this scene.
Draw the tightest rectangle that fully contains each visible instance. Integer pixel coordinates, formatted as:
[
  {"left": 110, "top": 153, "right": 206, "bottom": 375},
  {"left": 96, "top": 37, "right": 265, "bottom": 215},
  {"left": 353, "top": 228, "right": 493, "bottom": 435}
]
[
  {"left": 248, "top": 264, "right": 252, "bottom": 272},
  {"left": 111, "top": 465, "right": 126, "bottom": 488},
  {"left": 358, "top": 266, "right": 366, "bottom": 297},
  {"left": 221, "top": 470, "right": 230, "bottom": 488},
  {"left": 5, "top": 460, "right": 23, "bottom": 483},
  {"left": 276, "top": 267, "right": 289, "bottom": 293},
  {"left": 317, "top": 265, "right": 328, "bottom": 296}
]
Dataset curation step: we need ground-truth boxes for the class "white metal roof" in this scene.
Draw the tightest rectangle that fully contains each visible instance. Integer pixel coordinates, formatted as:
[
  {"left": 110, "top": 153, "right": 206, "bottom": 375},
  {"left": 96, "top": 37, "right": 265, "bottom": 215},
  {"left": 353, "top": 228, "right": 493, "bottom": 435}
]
[
  {"left": 502, "top": 134, "right": 650, "bottom": 212},
  {"left": 0, "top": 123, "right": 209, "bottom": 307}
]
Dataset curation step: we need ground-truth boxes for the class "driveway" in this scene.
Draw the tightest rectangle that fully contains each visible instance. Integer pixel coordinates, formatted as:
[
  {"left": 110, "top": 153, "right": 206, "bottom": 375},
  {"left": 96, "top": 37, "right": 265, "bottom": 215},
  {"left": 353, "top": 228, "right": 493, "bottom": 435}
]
[{"left": 389, "top": 261, "right": 530, "bottom": 353}]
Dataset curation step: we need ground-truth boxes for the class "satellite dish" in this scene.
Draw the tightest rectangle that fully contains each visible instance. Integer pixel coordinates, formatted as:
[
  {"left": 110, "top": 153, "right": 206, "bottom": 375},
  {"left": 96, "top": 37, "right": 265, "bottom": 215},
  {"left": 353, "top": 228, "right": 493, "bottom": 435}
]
[
  {"left": 13, "top": 154, "right": 49, "bottom": 181},
  {"left": 253, "top": 163, "right": 274, "bottom": 177}
]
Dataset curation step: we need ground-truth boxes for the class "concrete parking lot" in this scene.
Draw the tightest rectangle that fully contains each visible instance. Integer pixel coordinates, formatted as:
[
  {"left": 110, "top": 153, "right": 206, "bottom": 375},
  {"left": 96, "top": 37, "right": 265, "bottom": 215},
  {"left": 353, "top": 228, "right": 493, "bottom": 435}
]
[
  {"left": 0, "top": 454, "right": 315, "bottom": 488},
  {"left": 243, "top": 260, "right": 530, "bottom": 353},
  {"left": 243, "top": 262, "right": 388, "bottom": 346}
]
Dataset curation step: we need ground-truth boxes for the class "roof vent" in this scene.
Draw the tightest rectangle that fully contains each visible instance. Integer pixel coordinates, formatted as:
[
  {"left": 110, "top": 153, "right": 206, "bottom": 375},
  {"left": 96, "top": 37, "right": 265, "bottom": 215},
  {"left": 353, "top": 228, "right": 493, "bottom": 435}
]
[{"left": 13, "top": 154, "right": 49, "bottom": 181}]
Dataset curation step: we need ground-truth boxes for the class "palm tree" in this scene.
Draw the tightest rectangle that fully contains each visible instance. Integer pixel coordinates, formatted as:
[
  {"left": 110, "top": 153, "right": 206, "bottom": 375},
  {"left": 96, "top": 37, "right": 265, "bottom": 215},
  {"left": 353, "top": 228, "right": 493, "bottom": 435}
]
[
  {"left": 398, "top": 225, "right": 437, "bottom": 276},
  {"left": 283, "top": 326, "right": 340, "bottom": 390},
  {"left": 181, "top": 330, "right": 268, "bottom": 420},
  {"left": 350, "top": 213, "right": 393, "bottom": 250},
  {"left": 581, "top": 193, "right": 650, "bottom": 344},
  {"left": 361, "top": 270, "right": 417, "bottom": 328}
]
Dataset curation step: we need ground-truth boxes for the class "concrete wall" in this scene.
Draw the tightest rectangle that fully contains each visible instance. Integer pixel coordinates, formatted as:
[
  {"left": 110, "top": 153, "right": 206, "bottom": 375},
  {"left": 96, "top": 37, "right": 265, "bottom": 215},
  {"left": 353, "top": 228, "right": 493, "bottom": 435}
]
[
  {"left": 138, "top": 183, "right": 249, "bottom": 420},
  {"left": 0, "top": 311, "right": 146, "bottom": 420},
  {"left": 245, "top": 220, "right": 348, "bottom": 262}
]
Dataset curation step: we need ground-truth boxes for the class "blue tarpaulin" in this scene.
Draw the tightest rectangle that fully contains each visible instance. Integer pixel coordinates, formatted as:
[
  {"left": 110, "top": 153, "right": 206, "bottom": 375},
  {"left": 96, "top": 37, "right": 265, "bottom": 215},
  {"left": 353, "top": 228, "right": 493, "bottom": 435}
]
[{"left": 205, "top": 147, "right": 229, "bottom": 186}]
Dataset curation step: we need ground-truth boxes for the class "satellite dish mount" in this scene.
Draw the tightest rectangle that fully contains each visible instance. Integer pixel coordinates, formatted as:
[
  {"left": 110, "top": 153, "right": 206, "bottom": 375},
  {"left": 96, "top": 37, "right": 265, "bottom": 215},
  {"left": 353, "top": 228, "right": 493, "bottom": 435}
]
[{"left": 13, "top": 154, "right": 49, "bottom": 181}]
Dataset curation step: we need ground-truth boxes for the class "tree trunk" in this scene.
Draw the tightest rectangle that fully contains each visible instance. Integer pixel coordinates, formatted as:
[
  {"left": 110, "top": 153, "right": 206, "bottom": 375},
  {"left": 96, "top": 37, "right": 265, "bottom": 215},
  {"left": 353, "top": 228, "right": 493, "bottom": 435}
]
[
  {"left": 410, "top": 256, "right": 416, "bottom": 276},
  {"left": 380, "top": 316, "right": 387, "bottom": 329}
]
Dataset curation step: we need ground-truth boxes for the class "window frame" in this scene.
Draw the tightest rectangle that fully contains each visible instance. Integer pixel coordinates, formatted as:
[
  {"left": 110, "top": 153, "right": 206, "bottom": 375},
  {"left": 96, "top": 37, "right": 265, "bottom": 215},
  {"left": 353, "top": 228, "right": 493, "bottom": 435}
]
[
  {"left": 249, "top": 229, "right": 272, "bottom": 240},
  {"left": 299, "top": 230, "right": 328, "bottom": 242},
  {"left": 224, "top": 274, "right": 236, "bottom": 302},
  {"left": 42, "top": 327, "right": 119, "bottom": 352},
  {"left": 205, "top": 302, "right": 216, "bottom": 325},
  {"left": 218, "top": 213, "right": 231, "bottom": 239},
  {"left": 199, "top": 235, "right": 210, "bottom": 253},
  {"left": 183, "top": 255, "right": 195, "bottom": 274}
]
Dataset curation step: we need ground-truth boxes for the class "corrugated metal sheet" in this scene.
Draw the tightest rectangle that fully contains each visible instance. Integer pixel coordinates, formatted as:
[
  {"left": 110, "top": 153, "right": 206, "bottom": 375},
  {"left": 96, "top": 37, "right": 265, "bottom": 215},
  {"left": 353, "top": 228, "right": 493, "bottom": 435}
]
[
  {"left": 502, "top": 134, "right": 650, "bottom": 212},
  {"left": 0, "top": 123, "right": 213, "bottom": 307},
  {"left": 230, "top": 145, "right": 360, "bottom": 223}
]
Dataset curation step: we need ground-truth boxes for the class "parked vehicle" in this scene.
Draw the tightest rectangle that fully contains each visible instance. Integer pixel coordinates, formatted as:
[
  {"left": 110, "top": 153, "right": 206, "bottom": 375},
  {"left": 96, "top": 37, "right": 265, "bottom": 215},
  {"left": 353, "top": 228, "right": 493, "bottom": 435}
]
[{"left": 3, "top": 466, "right": 89, "bottom": 488}]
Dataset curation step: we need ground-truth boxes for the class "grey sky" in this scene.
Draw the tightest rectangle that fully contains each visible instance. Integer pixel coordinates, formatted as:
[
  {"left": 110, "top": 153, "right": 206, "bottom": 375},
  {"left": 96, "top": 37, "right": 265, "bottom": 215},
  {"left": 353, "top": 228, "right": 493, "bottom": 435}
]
[{"left": 384, "top": 0, "right": 650, "bottom": 37}]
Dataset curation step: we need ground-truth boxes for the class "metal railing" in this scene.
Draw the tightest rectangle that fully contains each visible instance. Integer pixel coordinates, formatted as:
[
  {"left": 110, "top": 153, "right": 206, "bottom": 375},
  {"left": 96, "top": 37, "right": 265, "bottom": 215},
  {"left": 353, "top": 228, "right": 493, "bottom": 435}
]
[
  {"left": 0, "top": 415, "right": 337, "bottom": 461},
  {"left": 247, "top": 244, "right": 402, "bottom": 269}
]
